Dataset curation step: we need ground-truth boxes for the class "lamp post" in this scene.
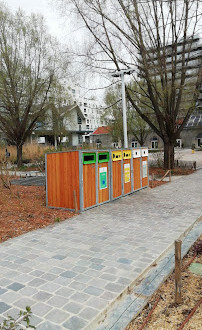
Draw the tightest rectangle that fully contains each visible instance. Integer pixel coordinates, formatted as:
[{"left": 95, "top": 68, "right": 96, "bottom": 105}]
[{"left": 111, "top": 68, "right": 134, "bottom": 148}]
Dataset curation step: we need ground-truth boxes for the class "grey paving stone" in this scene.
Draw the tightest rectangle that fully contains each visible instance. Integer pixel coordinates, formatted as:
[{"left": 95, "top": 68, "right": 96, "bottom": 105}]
[
  {"left": 19, "top": 286, "right": 38, "bottom": 297},
  {"left": 32, "top": 291, "right": 53, "bottom": 302},
  {"left": 0, "top": 288, "right": 7, "bottom": 295},
  {"left": 7, "top": 282, "right": 25, "bottom": 292},
  {"left": 84, "top": 286, "right": 104, "bottom": 296},
  {"left": 37, "top": 321, "right": 63, "bottom": 330},
  {"left": 39, "top": 282, "right": 61, "bottom": 293},
  {"left": 14, "top": 274, "right": 35, "bottom": 284},
  {"left": 41, "top": 273, "right": 57, "bottom": 281},
  {"left": 52, "top": 254, "right": 67, "bottom": 260},
  {"left": 63, "top": 316, "right": 87, "bottom": 330},
  {"left": 74, "top": 274, "right": 92, "bottom": 283},
  {"left": 89, "top": 263, "right": 105, "bottom": 271},
  {"left": 3, "top": 307, "right": 21, "bottom": 319},
  {"left": 79, "top": 307, "right": 98, "bottom": 320},
  {"left": 117, "top": 258, "right": 132, "bottom": 264},
  {"left": 55, "top": 287, "right": 75, "bottom": 298},
  {"left": 0, "top": 291, "right": 21, "bottom": 304},
  {"left": 0, "top": 302, "right": 11, "bottom": 314},
  {"left": 100, "top": 273, "right": 118, "bottom": 281},
  {"left": 15, "top": 297, "right": 35, "bottom": 309},
  {"left": 53, "top": 276, "right": 72, "bottom": 286},
  {"left": 69, "top": 281, "right": 86, "bottom": 291},
  {"left": 70, "top": 292, "right": 90, "bottom": 304},
  {"left": 45, "top": 308, "right": 70, "bottom": 324},
  {"left": 86, "top": 296, "right": 107, "bottom": 309},
  {"left": 0, "top": 169, "right": 201, "bottom": 330},
  {"left": 47, "top": 295, "right": 68, "bottom": 308},
  {"left": 0, "top": 278, "right": 12, "bottom": 287},
  {"left": 31, "top": 302, "right": 53, "bottom": 317},
  {"left": 71, "top": 266, "right": 87, "bottom": 273},
  {"left": 60, "top": 271, "right": 77, "bottom": 279},
  {"left": 101, "top": 291, "right": 117, "bottom": 301},
  {"left": 63, "top": 302, "right": 83, "bottom": 314},
  {"left": 49, "top": 267, "right": 65, "bottom": 275},
  {"left": 30, "top": 270, "right": 45, "bottom": 277},
  {"left": 104, "top": 282, "right": 125, "bottom": 293},
  {"left": 28, "top": 278, "right": 47, "bottom": 287}
]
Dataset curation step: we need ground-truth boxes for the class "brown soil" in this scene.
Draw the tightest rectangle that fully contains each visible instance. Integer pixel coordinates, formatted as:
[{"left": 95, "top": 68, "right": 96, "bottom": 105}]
[
  {"left": 0, "top": 177, "right": 74, "bottom": 243},
  {"left": 149, "top": 167, "right": 195, "bottom": 189},
  {"left": 149, "top": 167, "right": 194, "bottom": 177},
  {"left": 149, "top": 180, "right": 168, "bottom": 188},
  {"left": 126, "top": 238, "right": 202, "bottom": 330}
]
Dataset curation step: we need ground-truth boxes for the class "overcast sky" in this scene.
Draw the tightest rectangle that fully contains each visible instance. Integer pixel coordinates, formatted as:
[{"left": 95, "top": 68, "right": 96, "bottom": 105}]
[{"left": 5, "top": 0, "right": 67, "bottom": 40}]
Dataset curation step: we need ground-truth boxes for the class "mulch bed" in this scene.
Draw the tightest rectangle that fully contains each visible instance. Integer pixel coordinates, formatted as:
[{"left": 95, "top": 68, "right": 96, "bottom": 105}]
[
  {"left": 0, "top": 177, "right": 74, "bottom": 243},
  {"left": 149, "top": 167, "right": 194, "bottom": 177},
  {"left": 126, "top": 237, "right": 202, "bottom": 330}
]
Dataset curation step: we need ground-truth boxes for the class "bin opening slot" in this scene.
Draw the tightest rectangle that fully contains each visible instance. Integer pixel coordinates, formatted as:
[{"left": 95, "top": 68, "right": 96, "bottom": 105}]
[
  {"left": 83, "top": 153, "right": 96, "bottom": 164},
  {"left": 98, "top": 153, "right": 109, "bottom": 162}
]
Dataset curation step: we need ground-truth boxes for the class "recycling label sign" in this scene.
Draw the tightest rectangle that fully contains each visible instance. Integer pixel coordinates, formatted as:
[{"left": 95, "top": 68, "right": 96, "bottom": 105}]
[
  {"left": 124, "top": 163, "right": 130, "bottom": 183},
  {"left": 99, "top": 167, "right": 107, "bottom": 190},
  {"left": 142, "top": 160, "right": 147, "bottom": 178}
]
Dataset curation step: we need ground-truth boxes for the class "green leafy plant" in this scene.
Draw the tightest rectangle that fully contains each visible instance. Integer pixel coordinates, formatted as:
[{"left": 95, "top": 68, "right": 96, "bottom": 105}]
[
  {"left": 0, "top": 306, "right": 35, "bottom": 329},
  {"left": 55, "top": 217, "right": 61, "bottom": 222}
]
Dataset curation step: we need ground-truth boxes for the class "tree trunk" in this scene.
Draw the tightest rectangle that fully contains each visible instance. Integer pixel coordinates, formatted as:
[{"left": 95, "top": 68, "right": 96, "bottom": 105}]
[
  {"left": 164, "top": 142, "right": 175, "bottom": 169},
  {"left": 17, "top": 144, "right": 23, "bottom": 168},
  {"left": 54, "top": 135, "right": 57, "bottom": 148}
]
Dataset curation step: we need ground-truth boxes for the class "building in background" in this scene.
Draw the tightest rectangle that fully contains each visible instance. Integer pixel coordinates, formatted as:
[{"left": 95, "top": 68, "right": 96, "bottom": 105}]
[{"left": 136, "top": 36, "right": 202, "bottom": 150}]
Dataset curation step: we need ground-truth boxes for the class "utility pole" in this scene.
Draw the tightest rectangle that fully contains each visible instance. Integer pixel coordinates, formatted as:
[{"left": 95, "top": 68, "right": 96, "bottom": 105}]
[{"left": 111, "top": 68, "right": 134, "bottom": 149}]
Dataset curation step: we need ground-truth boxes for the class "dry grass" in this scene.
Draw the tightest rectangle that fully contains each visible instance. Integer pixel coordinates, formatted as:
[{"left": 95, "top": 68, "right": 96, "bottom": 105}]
[{"left": 0, "top": 143, "right": 55, "bottom": 165}]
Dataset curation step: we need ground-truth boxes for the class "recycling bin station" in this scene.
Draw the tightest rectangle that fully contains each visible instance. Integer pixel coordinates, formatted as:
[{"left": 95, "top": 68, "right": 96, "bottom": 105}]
[
  {"left": 123, "top": 150, "right": 133, "bottom": 195},
  {"left": 46, "top": 150, "right": 110, "bottom": 212},
  {"left": 132, "top": 148, "right": 141, "bottom": 191},
  {"left": 110, "top": 150, "right": 122, "bottom": 200},
  {"left": 46, "top": 147, "right": 148, "bottom": 212},
  {"left": 141, "top": 148, "right": 149, "bottom": 188}
]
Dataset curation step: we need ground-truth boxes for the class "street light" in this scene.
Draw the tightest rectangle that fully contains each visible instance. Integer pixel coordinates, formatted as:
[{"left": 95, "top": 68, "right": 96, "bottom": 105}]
[{"left": 111, "top": 68, "right": 135, "bottom": 149}]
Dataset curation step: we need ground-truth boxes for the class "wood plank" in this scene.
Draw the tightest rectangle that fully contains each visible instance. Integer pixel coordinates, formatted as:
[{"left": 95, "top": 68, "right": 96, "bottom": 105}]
[
  {"left": 112, "top": 161, "right": 122, "bottom": 198},
  {"left": 123, "top": 159, "right": 131, "bottom": 194},
  {"left": 98, "top": 162, "right": 109, "bottom": 203},
  {"left": 133, "top": 158, "right": 141, "bottom": 191},
  {"left": 83, "top": 163, "right": 96, "bottom": 208},
  {"left": 142, "top": 156, "right": 148, "bottom": 187}
]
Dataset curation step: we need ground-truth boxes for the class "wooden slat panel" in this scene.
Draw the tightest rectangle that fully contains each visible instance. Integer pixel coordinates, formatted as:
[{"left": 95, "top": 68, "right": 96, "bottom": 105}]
[
  {"left": 142, "top": 156, "right": 148, "bottom": 187},
  {"left": 83, "top": 164, "right": 96, "bottom": 208},
  {"left": 98, "top": 162, "right": 109, "bottom": 203},
  {"left": 46, "top": 151, "right": 80, "bottom": 210},
  {"left": 133, "top": 158, "right": 141, "bottom": 191},
  {"left": 112, "top": 161, "right": 122, "bottom": 198},
  {"left": 123, "top": 159, "right": 131, "bottom": 194}
]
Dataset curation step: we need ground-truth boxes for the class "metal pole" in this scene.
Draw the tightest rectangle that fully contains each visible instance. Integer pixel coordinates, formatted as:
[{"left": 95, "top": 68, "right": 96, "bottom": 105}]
[{"left": 121, "top": 73, "right": 128, "bottom": 148}]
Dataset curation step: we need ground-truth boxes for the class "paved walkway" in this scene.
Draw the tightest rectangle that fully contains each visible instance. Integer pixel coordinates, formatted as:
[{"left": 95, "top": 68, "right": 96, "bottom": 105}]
[{"left": 0, "top": 170, "right": 201, "bottom": 330}]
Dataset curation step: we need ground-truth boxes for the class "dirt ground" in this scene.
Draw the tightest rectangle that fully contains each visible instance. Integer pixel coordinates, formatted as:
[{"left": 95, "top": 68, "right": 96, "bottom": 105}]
[
  {"left": 0, "top": 176, "right": 74, "bottom": 243},
  {"left": 148, "top": 167, "right": 194, "bottom": 189},
  {"left": 126, "top": 238, "right": 202, "bottom": 330}
]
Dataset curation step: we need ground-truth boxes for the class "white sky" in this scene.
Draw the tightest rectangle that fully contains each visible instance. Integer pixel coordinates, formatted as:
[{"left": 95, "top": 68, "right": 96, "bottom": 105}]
[{"left": 5, "top": 0, "right": 67, "bottom": 41}]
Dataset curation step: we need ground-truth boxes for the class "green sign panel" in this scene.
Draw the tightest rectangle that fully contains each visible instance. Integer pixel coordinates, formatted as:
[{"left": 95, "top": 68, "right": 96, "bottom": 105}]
[{"left": 99, "top": 167, "right": 107, "bottom": 190}]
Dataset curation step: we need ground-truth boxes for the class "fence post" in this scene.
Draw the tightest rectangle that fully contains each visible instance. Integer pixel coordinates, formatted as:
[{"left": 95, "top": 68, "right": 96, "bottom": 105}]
[
  {"left": 175, "top": 240, "right": 182, "bottom": 304},
  {"left": 152, "top": 173, "right": 154, "bottom": 188},
  {"left": 169, "top": 170, "right": 171, "bottom": 182}
]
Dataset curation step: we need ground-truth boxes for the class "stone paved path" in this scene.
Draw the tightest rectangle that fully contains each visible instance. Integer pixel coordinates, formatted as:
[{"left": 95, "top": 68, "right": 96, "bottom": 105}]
[{"left": 0, "top": 170, "right": 201, "bottom": 330}]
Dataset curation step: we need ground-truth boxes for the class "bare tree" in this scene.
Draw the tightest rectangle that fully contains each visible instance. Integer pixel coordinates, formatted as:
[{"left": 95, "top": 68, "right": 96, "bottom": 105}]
[
  {"left": 104, "top": 83, "right": 150, "bottom": 146},
  {"left": 57, "top": 0, "right": 202, "bottom": 168},
  {"left": 0, "top": 4, "right": 66, "bottom": 166}
]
